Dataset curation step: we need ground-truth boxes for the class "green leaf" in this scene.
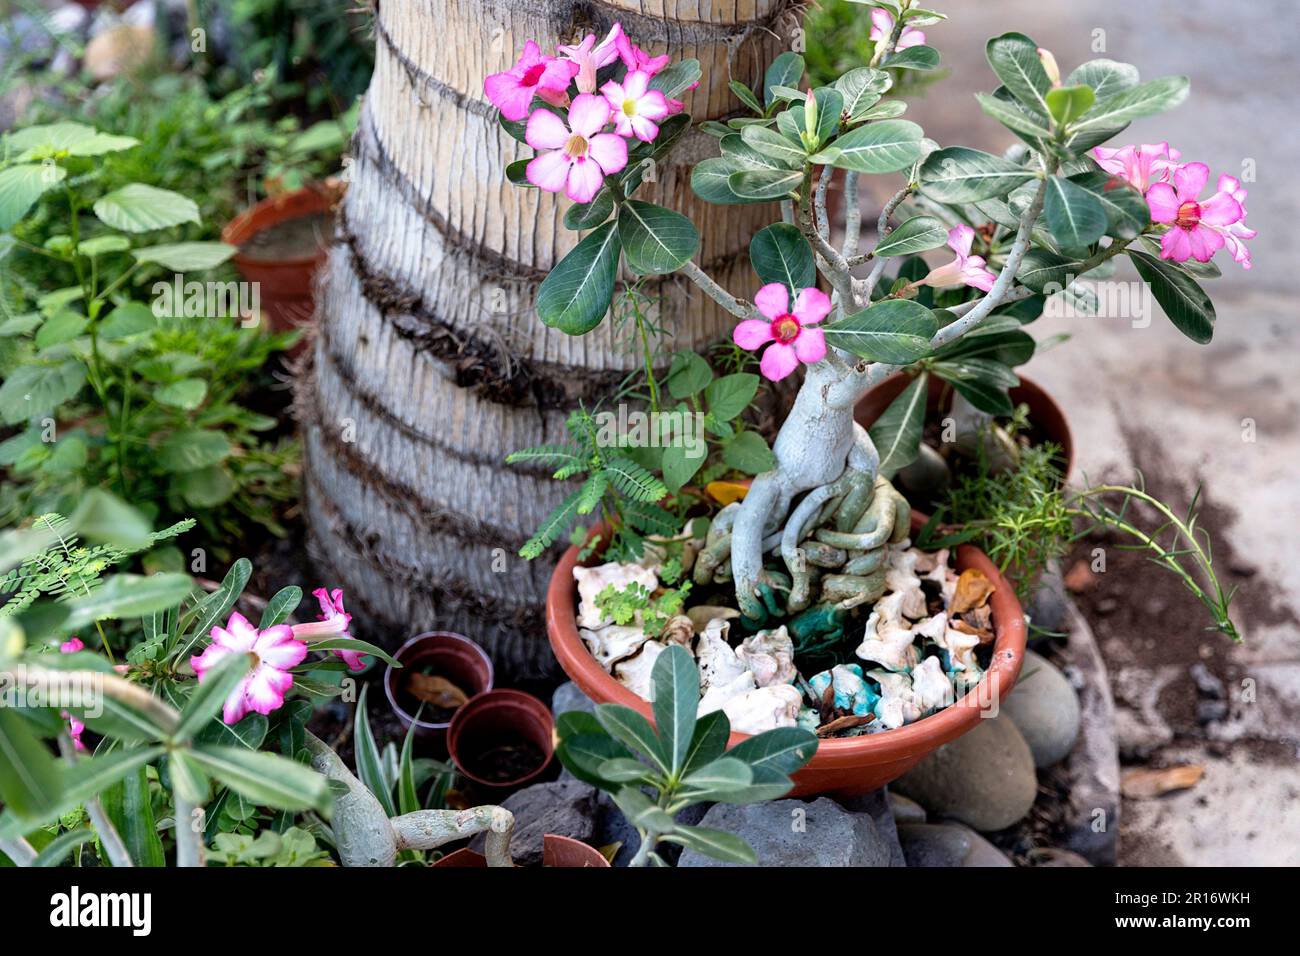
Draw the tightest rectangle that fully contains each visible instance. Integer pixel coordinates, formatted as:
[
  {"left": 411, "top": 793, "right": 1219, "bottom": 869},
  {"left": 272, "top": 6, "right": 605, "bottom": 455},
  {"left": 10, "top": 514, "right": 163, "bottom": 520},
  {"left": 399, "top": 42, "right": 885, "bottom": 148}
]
[
  {"left": 536, "top": 221, "right": 619, "bottom": 334},
  {"left": 595, "top": 704, "right": 669, "bottom": 775},
  {"left": 0, "top": 708, "right": 62, "bottom": 819},
  {"left": 555, "top": 732, "right": 635, "bottom": 791},
  {"left": 867, "top": 371, "right": 927, "bottom": 477},
  {"left": 722, "top": 430, "right": 776, "bottom": 475},
  {"left": 178, "top": 466, "right": 235, "bottom": 508},
  {"left": 0, "top": 746, "right": 164, "bottom": 839},
  {"left": 101, "top": 766, "right": 165, "bottom": 866},
  {"left": 155, "top": 378, "right": 208, "bottom": 410},
  {"left": 93, "top": 184, "right": 201, "bottom": 233},
  {"left": 64, "top": 573, "right": 193, "bottom": 629},
  {"left": 830, "top": 120, "right": 924, "bottom": 174},
  {"left": 562, "top": 189, "right": 614, "bottom": 230},
  {"left": 834, "top": 67, "right": 890, "bottom": 121},
  {"left": 919, "top": 147, "right": 1036, "bottom": 202},
  {"left": 1072, "top": 76, "right": 1190, "bottom": 133},
  {"left": 1067, "top": 170, "right": 1149, "bottom": 239},
  {"left": 259, "top": 586, "right": 302, "bottom": 628},
  {"left": 763, "top": 52, "right": 805, "bottom": 108},
  {"left": 175, "top": 558, "right": 251, "bottom": 658},
  {"left": 0, "top": 359, "right": 87, "bottom": 425},
  {"left": 933, "top": 320, "right": 1036, "bottom": 366},
  {"left": 729, "top": 80, "right": 764, "bottom": 115},
  {"left": 1066, "top": 59, "right": 1141, "bottom": 101},
  {"left": 194, "top": 712, "right": 267, "bottom": 751},
  {"left": 985, "top": 32, "right": 1052, "bottom": 115},
  {"left": 76, "top": 235, "right": 131, "bottom": 258},
  {"left": 974, "top": 92, "right": 1052, "bottom": 139},
  {"left": 158, "top": 428, "right": 232, "bottom": 472},
  {"left": 666, "top": 350, "right": 713, "bottom": 399},
  {"left": 663, "top": 824, "right": 756, "bottom": 864},
  {"left": 706, "top": 373, "right": 760, "bottom": 422},
  {"left": 604, "top": 456, "right": 668, "bottom": 502},
  {"left": 99, "top": 302, "right": 156, "bottom": 340},
  {"left": 132, "top": 242, "right": 237, "bottom": 272},
  {"left": 31, "top": 827, "right": 96, "bottom": 866},
  {"left": 680, "top": 755, "right": 752, "bottom": 791},
  {"left": 617, "top": 200, "right": 699, "bottom": 275},
  {"left": 519, "top": 489, "right": 583, "bottom": 559},
  {"left": 651, "top": 645, "right": 698, "bottom": 776},
  {"left": 681, "top": 709, "right": 730, "bottom": 778},
  {"left": 691, "top": 158, "right": 768, "bottom": 205},
  {"left": 353, "top": 685, "right": 396, "bottom": 815},
  {"left": 739, "top": 125, "right": 806, "bottom": 167},
  {"left": 34, "top": 311, "right": 87, "bottom": 349},
  {"left": 6, "top": 122, "right": 138, "bottom": 159},
  {"left": 749, "top": 222, "right": 815, "bottom": 292},
  {"left": 1043, "top": 176, "right": 1108, "bottom": 249},
  {"left": 611, "top": 785, "right": 676, "bottom": 831},
  {"left": 597, "top": 757, "right": 660, "bottom": 783},
  {"left": 1046, "top": 84, "right": 1096, "bottom": 128},
  {"left": 175, "top": 652, "right": 253, "bottom": 741},
  {"left": 932, "top": 359, "right": 1017, "bottom": 415},
  {"left": 823, "top": 299, "right": 937, "bottom": 363},
  {"left": 648, "top": 59, "right": 701, "bottom": 101},
  {"left": 872, "top": 215, "right": 949, "bottom": 257},
  {"left": 168, "top": 750, "right": 210, "bottom": 804},
  {"left": 1128, "top": 250, "right": 1215, "bottom": 344},
  {"left": 725, "top": 726, "right": 818, "bottom": 775},
  {"left": 660, "top": 444, "right": 703, "bottom": 494},
  {"left": 883, "top": 45, "right": 940, "bottom": 71},
  {"left": 1016, "top": 248, "right": 1082, "bottom": 292},
  {"left": 188, "top": 745, "right": 330, "bottom": 813},
  {"left": 720, "top": 134, "right": 795, "bottom": 173},
  {"left": 308, "top": 636, "right": 399, "bottom": 668},
  {"left": 728, "top": 168, "right": 803, "bottom": 201},
  {"left": 0, "top": 163, "right": 67, "bottom": 231}
]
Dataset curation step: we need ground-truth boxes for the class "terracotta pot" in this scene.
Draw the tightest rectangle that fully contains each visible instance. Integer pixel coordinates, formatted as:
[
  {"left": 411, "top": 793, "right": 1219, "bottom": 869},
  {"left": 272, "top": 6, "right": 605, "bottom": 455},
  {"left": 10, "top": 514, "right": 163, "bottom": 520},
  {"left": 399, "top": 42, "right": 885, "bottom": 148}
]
[
  {"left": 432, "top": 834, "right": 610, "bottom": 868},
  {"left": 853, "top": 371, "right": 1074, "bottom": 488},
  {"left": 446, "top": 689, "right": 555, "bottom": 795},
  {"left": 383, "top": 632, "right": 493, "bottom": 752},
  {"left": 546, "top": 517, "right": 1026, "bottom": 798},
  {"left": 221, "top": 185, "right": 335, "bottom": 343}
]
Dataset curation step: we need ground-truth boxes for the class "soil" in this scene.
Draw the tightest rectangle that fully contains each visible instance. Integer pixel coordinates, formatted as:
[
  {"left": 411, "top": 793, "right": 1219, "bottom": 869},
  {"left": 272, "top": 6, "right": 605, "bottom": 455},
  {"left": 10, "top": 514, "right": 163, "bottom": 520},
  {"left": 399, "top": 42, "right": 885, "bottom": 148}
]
[
  {"left": 240, "top": 211, "right": 333, "bottom": 261},
  {"left": 460, "top": 739, "right": 547, "bottom": 784}
]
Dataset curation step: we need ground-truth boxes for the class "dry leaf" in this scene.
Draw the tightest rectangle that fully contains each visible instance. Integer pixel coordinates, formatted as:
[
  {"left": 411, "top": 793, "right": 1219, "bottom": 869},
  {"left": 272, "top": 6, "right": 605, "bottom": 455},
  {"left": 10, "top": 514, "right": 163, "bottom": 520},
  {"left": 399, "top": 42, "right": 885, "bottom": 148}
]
[
  {"left": 406, "top": 673, "right": 470, "bottom": 709},
  {"left": 816, "top": 714, "right": 875, "bottom": 737},
  {"left": 950, "top": 569, "right": 995, "bottom": 614},
  {"left": 706, "top": 480, "right": 751, "bottom": 506},
  {"left": 1121, "top": 765, "right": 1205, "bottom": 799},
  {"left": 952, "top": 618, "right": 996, "bottom": 645},
  {"left": 1063, "top": 559, "right": 1098, "bottom": 593}
]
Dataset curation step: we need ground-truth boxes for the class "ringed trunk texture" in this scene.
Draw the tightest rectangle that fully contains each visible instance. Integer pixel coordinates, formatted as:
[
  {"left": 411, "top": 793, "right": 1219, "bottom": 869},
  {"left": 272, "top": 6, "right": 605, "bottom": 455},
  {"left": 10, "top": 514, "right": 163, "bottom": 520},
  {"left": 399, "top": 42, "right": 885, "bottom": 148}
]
[{"left": 299, "top": 0, "right": 799, "bottom": 678}]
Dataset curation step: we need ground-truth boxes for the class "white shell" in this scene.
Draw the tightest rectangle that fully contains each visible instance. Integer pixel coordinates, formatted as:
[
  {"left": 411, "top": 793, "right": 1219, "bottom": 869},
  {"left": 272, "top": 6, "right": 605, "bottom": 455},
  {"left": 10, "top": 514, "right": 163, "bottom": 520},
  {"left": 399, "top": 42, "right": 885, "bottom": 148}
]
[
  {"left": 912, "top": 655, "right": 956, "bottom": 712},
  {"left": 573, "top": 562, "right": 659, "bottom": 629},
  {"left": 579, "top": 623, "right": 650, "bottom": 669},
  {"left": 695, "top": 617, "right": 747, "bottom": 694},
  {"left": 854, "top": 591, "right": 920, "bottom": 672},
  {"left": 737, "top": 626, "right": 797, "bottom": 688},
  {"left": 869, "top": 668, "right": 924, "bottom": 730},
  {"left": 722, "top": 684, "right": 803, "bottom": 734},
  {"left": 686, "top": 604, "right": 741, "bottom": 633},
  {"left": 698, "top": 670, "right": 756, "bottom": 717},
  {"left": 613, "top": 641, "right": 667, "bottom": 701},
  {"left": 939, "top": 625, "right": 981, "bottom": 674},
  {"left": 885, "top": 548, "right": 927, "bottom": 619}
]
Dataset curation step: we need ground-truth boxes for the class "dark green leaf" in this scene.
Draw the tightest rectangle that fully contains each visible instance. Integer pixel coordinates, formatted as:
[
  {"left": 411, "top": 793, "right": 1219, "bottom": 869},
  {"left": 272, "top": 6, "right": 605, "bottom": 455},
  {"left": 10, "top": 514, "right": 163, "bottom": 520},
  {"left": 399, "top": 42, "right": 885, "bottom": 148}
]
[
  {"left": 722, "top": 430, "right": 776, "bottom": 474},
  {"left": 920, "top": 147, "right": 1036, "bottom": 202},
  {"left": 763, "top": 52, "right": 805, "bottom": 108},
  {"left": 662, "top": 824, "right": 756, "bottom": 864},
  {"left": 872, "top": 215, "right": 949, "bottom": 257},
  {"left": 651, "top": 645, "right": 699, "bottom": 776},
  {"left": 188, "top": 745, "right": 330, "bottom": 813},
  {"left": 725, "top": 726, "right": 818, "bottom": 774},
  {"left": 1043, "top": 176, "right": 1108, "bottom": 249},
  {"left": 749, "top": 222, "right": 814, "bottom": 291},
  {"left": 830, "top": 120, "right": 924, "bottom": 174},
  {"left": 985, "top": 32, "right": 1052, "bottom": 115},
  {"left": 1128, "top": 250, "right": 1215, "bottom": 344},
  {"left": 823, "top": 299, "right": 937, "bottom": 363},
  {"left": 867, "top": 371, "right": 927, "bottom": 477},
  {"left": 618, "top": 200, "right": 699, "bottom": 275},
  {"left": 595, "top": 704, "right": 669, "bottom": 775},
  {"left": 536, "top": 221, "right": 620, "bottom": 334}
]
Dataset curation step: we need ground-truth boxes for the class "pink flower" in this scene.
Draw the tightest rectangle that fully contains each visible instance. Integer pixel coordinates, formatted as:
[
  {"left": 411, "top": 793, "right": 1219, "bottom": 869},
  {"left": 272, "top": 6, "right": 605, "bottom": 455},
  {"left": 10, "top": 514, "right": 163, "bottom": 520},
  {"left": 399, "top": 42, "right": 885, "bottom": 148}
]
[
  {"left": 484, "top": 40, "right": 578, "bottom": 122},
  {"left": 191, "top": 612, "right": 307, "bottom": 725},
  {"left": 1092, "top": 142, "right": 1181, "bottom": 192},
  {"left": 59, "top": 638, "right": 86, "bottom": 751},
  {"left": 615, "top": 33, "right": 670, "bottom": 76},
  {"left": 601, "top": 71, "right": 669, "bottom": 142},
  {"left": 1213, "top": 173, "right": 1256, "bottom": 269},
  {"left": 1146, "top": 163, "right": 1244, "bottom": 264},
  {"left": 302, "top": 588, "right": 367, "bottom": 672},
  {"left": 869, "top": 8, "right": 926, "bottom": 50},
  {"left": 912, "top": 225, "right": 997, "bottom": 293},
  {"left": 525, "top": 94, "right": 628, "bottom": 202},
  {"left": 733, "top": 283, "right": 831, "bottom": 381},
  {"left": 558, "top": 23, "right": 625, "bottom": 94}
]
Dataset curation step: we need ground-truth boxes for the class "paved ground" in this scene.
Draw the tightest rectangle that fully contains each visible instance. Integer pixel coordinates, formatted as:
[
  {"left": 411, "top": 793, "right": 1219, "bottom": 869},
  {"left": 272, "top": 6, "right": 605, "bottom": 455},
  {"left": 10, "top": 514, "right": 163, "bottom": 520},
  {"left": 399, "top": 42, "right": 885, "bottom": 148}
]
[{"left": 846, "top": 0, "right": 1299, "bottom": 865}]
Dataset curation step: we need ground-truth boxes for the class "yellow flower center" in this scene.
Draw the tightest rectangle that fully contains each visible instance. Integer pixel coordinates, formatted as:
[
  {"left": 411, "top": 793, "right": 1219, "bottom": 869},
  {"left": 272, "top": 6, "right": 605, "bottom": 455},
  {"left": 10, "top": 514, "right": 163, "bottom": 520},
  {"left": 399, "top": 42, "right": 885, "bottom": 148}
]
[
  {"left": 622, "top": 98, "right": 638, "bottom": 117},
  {"left": 564, "top": 134, "right": 589, "bottom": 159},
  {"left": 771, "top": 315, "right": 801, "bottom": 344}
]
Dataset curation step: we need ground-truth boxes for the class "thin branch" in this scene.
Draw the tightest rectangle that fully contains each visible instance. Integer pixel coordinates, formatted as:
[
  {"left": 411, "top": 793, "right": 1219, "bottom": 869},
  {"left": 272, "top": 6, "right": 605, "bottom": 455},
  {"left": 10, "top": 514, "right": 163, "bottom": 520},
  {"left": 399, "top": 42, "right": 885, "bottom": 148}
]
[
  {"left": 0, "top": 836, "right": 37, "bottom": 866},
  {"left": 859, "top": 184, "right": 915, "bottom": 297},
  {"left": 58, "top": 735, "right": 133, "bottom": 868},
  {"left": 678, "top": 260, "right": 749, "bottom": 319},
  {"left": 841, "top": 171, "right": 862, "bottom": 258}
]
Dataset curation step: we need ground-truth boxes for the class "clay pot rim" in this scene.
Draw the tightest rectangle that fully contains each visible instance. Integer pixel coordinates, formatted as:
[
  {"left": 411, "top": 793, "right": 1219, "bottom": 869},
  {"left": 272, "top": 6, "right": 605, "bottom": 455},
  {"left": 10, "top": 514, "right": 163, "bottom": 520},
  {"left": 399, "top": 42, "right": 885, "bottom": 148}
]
[
  {"left": 446, "top": 688, "right": 556, "bottom": 790},
  {"left": 220, "top": 184, "right": 335, "bottom": 268},
  {"left": 546, "top": 519, "right": 1026, "bottom": 771},
  {"left": 432, "top": 833, "right": 610, "bottom": 868},
  {"left": 383, "top": 631, "right": 494, "bottom": 732}
]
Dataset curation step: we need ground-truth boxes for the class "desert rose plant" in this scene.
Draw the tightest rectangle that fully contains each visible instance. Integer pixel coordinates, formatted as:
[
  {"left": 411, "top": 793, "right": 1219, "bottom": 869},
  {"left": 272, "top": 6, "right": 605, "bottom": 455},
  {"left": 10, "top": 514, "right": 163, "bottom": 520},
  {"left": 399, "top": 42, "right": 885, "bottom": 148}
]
[{"left": 486, "top": 2, "right": 1251, "bottom": 623}]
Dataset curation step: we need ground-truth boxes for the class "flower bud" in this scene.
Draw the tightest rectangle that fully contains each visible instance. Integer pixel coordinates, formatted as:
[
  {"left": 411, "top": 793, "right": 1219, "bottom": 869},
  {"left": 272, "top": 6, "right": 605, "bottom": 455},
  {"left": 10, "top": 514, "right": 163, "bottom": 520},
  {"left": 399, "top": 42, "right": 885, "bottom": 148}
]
[{"left": 1037, "top": 47, "right": 1061, "bottom": 87}]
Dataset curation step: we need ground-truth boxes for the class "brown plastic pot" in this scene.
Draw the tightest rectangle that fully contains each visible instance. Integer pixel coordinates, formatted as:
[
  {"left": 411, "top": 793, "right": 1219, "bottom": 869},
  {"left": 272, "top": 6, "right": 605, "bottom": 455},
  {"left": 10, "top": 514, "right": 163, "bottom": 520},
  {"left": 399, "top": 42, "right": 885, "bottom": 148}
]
[
  {"left": 854, "top": 371, "right": 1074, "bottom": 487},
  {"left": 432, "top": 834, "right": 610, "bottom": 868},
  {"left": 446, "top": 689, "right": 555, "bottom": 795},
  {"left": 384, "top": 632, "right": 493, "bottom": 751},
  {"left": 221, "top": 185, "right": 335, "bottom": 341},
  {"left": 547, "top": 518, "right": 1026, "bottom": 799}
]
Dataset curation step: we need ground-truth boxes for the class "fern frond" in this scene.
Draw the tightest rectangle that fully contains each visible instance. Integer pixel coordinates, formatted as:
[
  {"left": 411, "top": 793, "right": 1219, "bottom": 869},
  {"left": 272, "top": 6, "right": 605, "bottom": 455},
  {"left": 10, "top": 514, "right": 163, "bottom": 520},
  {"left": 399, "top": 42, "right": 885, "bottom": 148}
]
[
  {"left": 519, "top": 489, "right": 585, "bottom": 560},
  {"left": 604, "top": 457, "right": 668, "bottom": 503}
]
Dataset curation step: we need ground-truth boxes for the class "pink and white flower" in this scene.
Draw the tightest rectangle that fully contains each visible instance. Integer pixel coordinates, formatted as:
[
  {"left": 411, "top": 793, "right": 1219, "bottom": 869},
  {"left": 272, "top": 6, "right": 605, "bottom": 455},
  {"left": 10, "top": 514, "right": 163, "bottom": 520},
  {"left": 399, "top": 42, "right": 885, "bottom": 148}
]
[
  {"left": 59, "top": 637, "right": 86, "bottom": 751},
  {"left": 733, "top": 283, "right": 831, "bottom": 382},
  {"left": 525, "top": 94, "right": 628, "bottom": 202},
  {"left": 869, "top": 8, "right": 926, "bottom": 51},
  {"left": 558, "top": 23, "right": 625, "bottom": 94},
  {"left": 299, "top": 588, "right": 367, "bottom": 671},
  {"left": 1092, "top": 142, "right": 1181, "bottom": 192},
  {"left": 912, "top": 224, "right": 997, "bottom": 293},
  {"left": 601, "top": 71, "right": 670, "bottom": 142},
  {"left": 190, "top": 612, "right": 307, "bottom": 725},
  {"left": 1145, "top": 162, "right": 1244, "bottom": 264},
  {"left": 615, "top": 33, "right": 670, "bottom": 76},
  {"left": 1213, "top": 173, "right": 1256, "bottom": 269},
  {"left": 483, "top": 40, "right": 578, "bottom": 122}
]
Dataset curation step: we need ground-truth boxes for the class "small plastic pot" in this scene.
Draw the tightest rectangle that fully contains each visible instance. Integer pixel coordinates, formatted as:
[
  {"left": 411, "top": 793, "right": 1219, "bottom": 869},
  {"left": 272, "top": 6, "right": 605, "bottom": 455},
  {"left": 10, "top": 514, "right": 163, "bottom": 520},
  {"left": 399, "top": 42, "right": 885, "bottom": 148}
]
[
  {"left": 432, "top": 834, "right": 609, "bottom": 868},
  {"left": 446, "top": 689, "right": 555, "bottom": 796},
  {"left": 383, "top": 632, "right": 493, "bottom": 751},
  {"left": 221, "top": 185, "right": 335, "bottom": 343}
]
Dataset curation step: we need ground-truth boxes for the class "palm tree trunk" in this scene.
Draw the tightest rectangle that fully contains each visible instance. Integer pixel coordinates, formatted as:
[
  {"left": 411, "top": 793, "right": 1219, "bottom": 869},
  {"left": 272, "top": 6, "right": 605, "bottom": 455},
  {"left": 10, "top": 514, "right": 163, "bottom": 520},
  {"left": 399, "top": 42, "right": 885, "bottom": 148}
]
[{"left": 299, "top": 0, "right": 797, "bottom": 678}]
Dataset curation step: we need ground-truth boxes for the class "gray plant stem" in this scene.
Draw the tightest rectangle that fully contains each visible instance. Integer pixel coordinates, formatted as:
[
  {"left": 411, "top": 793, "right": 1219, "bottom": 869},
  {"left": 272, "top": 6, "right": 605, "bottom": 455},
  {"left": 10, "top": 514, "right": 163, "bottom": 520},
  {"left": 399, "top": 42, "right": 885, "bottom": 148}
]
[
  {"left": 629, "top": 828, "right": 662, "bottom": 867},
  {"left": 173, "top": 794, "right": 205, "bottom": 868},
  {"left": 678, "top": 259, "right": 750, "bottom": 318},
  {"left": 0, "top": 836, "right": 37, "bottom": 866},
  {"left": 842, "top": 171, "right": 862, "bottom": 257},
  {"left": 56, "top": 735, "right": 134, "bottom": 869}
]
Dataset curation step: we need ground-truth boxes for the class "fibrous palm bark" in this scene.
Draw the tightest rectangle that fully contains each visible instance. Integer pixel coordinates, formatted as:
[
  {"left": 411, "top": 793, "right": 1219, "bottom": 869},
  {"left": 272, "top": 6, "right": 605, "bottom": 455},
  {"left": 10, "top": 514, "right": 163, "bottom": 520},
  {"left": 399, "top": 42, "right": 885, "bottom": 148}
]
[{"left": 299, "top": 0, "right": 798, "bottom": 677}]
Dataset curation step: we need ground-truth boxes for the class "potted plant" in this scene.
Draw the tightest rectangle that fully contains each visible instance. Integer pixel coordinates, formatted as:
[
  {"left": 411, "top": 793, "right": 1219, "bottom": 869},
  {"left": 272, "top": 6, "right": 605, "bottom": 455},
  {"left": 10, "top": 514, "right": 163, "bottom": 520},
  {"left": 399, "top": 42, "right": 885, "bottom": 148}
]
[
  {"left": 484, "top": 4, "right": 1250, "bottom": 796},
  {"left": 446, "top": 689, "right": 556, "bottom": 796},
  {"left": 383, "top": 631, "right": 494, "bottom": 748}
]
